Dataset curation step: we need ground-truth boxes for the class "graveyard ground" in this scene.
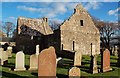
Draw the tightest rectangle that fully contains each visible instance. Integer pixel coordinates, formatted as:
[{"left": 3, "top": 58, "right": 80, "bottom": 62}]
[{"left": 0, "top": 53, "right": 120, "bottom": 78}]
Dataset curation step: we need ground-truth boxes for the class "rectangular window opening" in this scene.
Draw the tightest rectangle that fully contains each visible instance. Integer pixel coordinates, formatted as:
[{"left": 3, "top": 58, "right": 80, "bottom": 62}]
[{"left": 80, "top": 20, "right": 83, "bottom": 26}]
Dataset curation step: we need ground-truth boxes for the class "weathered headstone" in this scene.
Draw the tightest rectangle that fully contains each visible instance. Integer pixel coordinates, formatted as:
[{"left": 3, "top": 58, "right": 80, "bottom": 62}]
[
  {"left": 89, "top": 44, "right": 98, "bottom": 74},
  {"left": 38, "top": 46, "right": 56, "bottom": 78},
  {"left": 14, "top": 51, "right": 26, "bottom": 71},
  {"left": 36, "top": 45, "right": 40, "bottom": 55},
  {"left": 0, "top": 48, "right": 3, "bottom": 65},
  {"left": 56, "top": 57, "right": 64, "bottom": 67},
  {"left": 74, "top": 52, "right": 82, "bottom": 66},
  {"left": 114, "top": 46, "right": 118, "bottom": 56},
  {"left": 69, "top": 67, "right": 80, "bottom": 78},
  {"left": 6, "top": 47, "right": 12, "bottom": 57},
  {"left": 90, "top": 55, "right": 98, "bottom": 74},
  {"left": 0, "top": 49, "right": 8, "bottom": 65},
  {"left": 112, "top": 47, "right": 114, "bottom": 55},
  {"left": 101, "top": 49, "right": 112, "bottom": 72},
  {"left": 29, "top": 54, "right": 38, "bottom": 70},
  {"left": 117, "top": 50, "right": 120, "bottom": 67}
]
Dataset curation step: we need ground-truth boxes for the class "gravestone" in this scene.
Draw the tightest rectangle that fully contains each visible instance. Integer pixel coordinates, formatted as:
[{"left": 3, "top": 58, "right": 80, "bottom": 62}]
[
  {"left": 69, "top": 67, "right": 80, "bottom": 78},
  {"left": 89, "top": 44, "right": 98, "bottom": 74},
  {"left": 90, "top": 55, "right": 98, "bottom": 74},
  {"left": 6, "top": 47, "right": 12, "bottom": 57},
  {"left": 0, "top": 50, "right": 8, "bottom": 65},
  {"left": 14, "top": 51, "right": 26, "bottom": 71},
  {"left": 117, "top": 50, "right": 120, "bottom": 67},
  {"left": 112, "top": 47, "right": 114, "bottom": 55},
  {"left": 36, "top": 45, "right": 40, "bottom": 55},
  {"left": 56, "top": 57, "right": 64, "bottom": 67},
  {"left": 29, "top": 54, "right": 38, "bottom": 70},
  {"left": 114, "top": 46, "right": 118, "bottom": 56},
  {"left": 101, "top": 49, "right": 112, "bottom": 72},
  {"left": 74, "top": 52, "right": 82, "bottom": 66},
  {"left": 38, "top": 46, "right": 56, "bottom": 78},
  {"left": 0, "top": 48, "right": 3, "bottom": 65}
]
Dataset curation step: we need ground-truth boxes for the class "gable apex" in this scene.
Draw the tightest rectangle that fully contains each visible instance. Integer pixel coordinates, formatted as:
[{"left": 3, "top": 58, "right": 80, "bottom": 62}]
[{"left": 74, "top": 4, "right": 86, "bottom": 13}]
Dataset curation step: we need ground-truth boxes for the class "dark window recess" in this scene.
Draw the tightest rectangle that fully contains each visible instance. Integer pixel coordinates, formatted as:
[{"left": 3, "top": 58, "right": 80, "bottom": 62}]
[
  {"left": 73, "top": 41, "right": 75, "bottom": 51},
  {"left": 80, "top": 20, "right": 83, "bottom": 26}
]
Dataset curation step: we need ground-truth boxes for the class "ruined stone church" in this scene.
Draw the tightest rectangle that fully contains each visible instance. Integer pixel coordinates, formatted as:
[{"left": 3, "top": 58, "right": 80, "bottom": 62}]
[
  {"left": 60, "top": 4, "right": 100, "bottom": 55},
  {"left": 16, "top": 17, "right": 53, "bottom": 53}
]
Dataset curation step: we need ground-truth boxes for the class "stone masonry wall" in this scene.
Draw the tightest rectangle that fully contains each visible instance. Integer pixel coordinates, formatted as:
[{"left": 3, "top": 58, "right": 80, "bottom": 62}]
[{"left": 60, "top": 4, "right": 100, "bottom": 55}]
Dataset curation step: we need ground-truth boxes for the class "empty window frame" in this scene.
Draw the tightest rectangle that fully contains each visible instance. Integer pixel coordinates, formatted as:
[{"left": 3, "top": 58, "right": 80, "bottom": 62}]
[{"left": 80, "top": 20, "right": 83, "bottom": 26}]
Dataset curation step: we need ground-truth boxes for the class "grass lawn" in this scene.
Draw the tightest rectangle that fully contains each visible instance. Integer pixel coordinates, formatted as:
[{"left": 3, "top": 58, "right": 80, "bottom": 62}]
[{"left": 0, "top": 53, "right": 120, "bottom": 78}]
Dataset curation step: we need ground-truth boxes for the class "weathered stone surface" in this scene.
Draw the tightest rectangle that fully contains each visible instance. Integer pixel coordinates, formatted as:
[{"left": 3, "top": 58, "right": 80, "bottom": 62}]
[
  {"left": 38, "top": 46, "right": 56, "bottom": 77},
  {"left": 0, "top": 47, "right": 12, "bottom": 65},
  {"left": 69, "top": 67, "right": 80, "bottom": 77},
  {"left": 90, "top": 55, "right": 98, "bottom": 74},
  {"left": 91, "top": 44, "right": 96, "bottom": 55},
  {"left": 101, "top": 49, "right": 112, "bottom": 72},
  {"left": 16, "top": 16, "right": 53, "bottom": 54},
  {"left": 60, "top": 4, "right": 100, "bottom": 55},
  {"left": 74, "top": 52, "right": 82, "bottom": 66},
  {"left": 114, "top": 46, "right": 118, "bottom": 56},
  {"left": 17, "top": 17, "right": 53, "bottom": 36},
  {"left": 36, "top": 45, "right": 39, "bottom": 55},
  {"left": 112, "top": 47, "right": 114, "bottom": 55},
  {"left": 29, "top": 54, "right": 38, "bottom": 70},
  {"left": 14, "top": 51, "right": 26, "bottom": 71},
  {"left": 6, "top": 47, "right": 12, "bottom": 57},
  {"left": 117, "top": 50, "right": 120, "bottom": 67},
  {"left": 0, "top": 48, "right": 8, "bottom": 65}
]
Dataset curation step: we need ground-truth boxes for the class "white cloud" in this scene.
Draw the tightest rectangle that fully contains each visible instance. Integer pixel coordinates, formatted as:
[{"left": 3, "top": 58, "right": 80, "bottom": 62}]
[
  {"left": 17, "top": 6, "right": 42, "bottom": 12},
  {"left": 108, "top": 7, "right": 120, "bottom": 16},
  {"left": 84, "top": 2, "right": 102, "bottom": 10}
]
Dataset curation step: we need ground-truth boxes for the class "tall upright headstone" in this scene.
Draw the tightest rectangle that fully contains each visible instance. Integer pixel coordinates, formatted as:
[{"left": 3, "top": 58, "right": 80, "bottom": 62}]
[
  {"left": 101, "top": 49, "right": 112, "bottom": 72},
  {"left": 117, "top": 48, "right": 120, "bottom": 67},
  {"left": 90, "top": 44, "right": 98, "bottom": 74},
  {"left": 14, "top": 51, "right": 26, "bottom": 71},
  {"left": 38, "top": 46, "right": 56, "bottom": 78},
  {"left": 29, "top": 54, "right": 38, "bottom": 70},
  {"left": 6, "top": 47, "right": 12, "bottom": 57},
  {"left": 69, "top": 67, "right": 80, "bottom": 78},
  {"left": 112, "top": 47, "right": 114, "bottom": 55},
  {"left": 114, "top": 46, "right": 118, "bottom": 56},
  {"left": 90, "top": 55, "right": 98, "bottom": 74},
  {"left": 36, "top": 45, "right": 40, "bottom": 55},
  {"left": 74, "top": 52, "right": 82, "bottom": 66}
]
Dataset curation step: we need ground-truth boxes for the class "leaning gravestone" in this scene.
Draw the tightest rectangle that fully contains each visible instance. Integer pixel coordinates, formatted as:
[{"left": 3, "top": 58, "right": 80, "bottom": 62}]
[
  {"left": 29, "top": 54, "right": 38, "bottom": 70},
  {"left": 74, "top": 52, "right": 82, "bottom": 66},
  {"left": 38, "top": 46, "right": 56, "bottom": 78},
  {"left": 6, "top": 47, "right": 12, "bottom": 57},
  {"left": 101, "top": 49, "right": 112, "bottom": 72},
  {"left": 69, "top": 67, "right": 80, "bottom": 78},
  {"left": 14, "top": 51, "right": 26, "bottom": 71},
  {"left": 36, "top": 45, "right": 40, "bottom": 55}
]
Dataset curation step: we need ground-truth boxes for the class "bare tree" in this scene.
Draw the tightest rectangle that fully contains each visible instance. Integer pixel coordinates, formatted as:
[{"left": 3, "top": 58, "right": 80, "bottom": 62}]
[
  {"left": 91, "top": 16, "right": 116, "bottom": 50},
  {"left": 3, "top": 22, "right": 15, "bottom": 37},
  {"left": 99, "top": 22, "right": 115, "bottom": 49}
]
